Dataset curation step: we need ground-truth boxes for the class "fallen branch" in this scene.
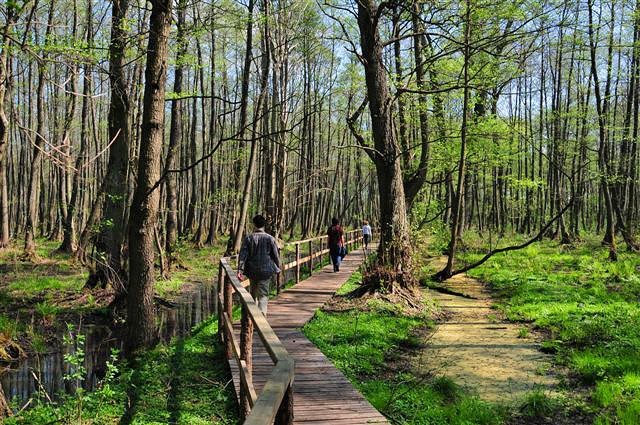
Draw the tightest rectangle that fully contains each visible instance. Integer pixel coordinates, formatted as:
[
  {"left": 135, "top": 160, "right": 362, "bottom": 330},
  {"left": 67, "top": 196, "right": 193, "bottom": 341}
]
[{"left": 446, "top": 198, "right": 574, "bottom": 278}]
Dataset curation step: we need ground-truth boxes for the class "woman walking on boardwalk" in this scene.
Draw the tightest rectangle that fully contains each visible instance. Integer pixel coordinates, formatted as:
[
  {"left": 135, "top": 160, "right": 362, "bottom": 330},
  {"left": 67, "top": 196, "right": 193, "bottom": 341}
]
[
  {"left": 327, "top": 217, "right": 345, "bottom": 272},
  {"left": 362, "top": 220, "right": 372, "bottom": 249}
]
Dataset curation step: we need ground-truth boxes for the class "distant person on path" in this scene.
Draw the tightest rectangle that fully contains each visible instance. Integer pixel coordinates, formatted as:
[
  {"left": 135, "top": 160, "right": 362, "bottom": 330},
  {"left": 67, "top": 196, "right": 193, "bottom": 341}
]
[
  {"left": 362, "top": 220, "right": 372, "bottom": 249},
  {"left": 327, "top": 217, "right": 345, "bottom": 272},
  {"left": 237, "top": 214, "right": 281, "bottom": 316}
]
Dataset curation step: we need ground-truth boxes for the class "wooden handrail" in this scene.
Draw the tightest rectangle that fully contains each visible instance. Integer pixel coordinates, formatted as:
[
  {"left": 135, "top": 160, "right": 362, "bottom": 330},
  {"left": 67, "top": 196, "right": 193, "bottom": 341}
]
[
  {"left": 218, "top": 228, "right": 367, "bottom": 424},
  {"left": 280, "top": 229, "right": 364, "bottom": 288},
  {"left": 219, "top": 258, "right": 294, "bottom": 424}
]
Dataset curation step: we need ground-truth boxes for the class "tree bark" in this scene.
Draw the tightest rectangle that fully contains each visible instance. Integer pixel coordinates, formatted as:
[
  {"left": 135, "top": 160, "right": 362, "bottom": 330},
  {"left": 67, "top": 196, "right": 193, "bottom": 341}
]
[
  {"left": 164, "top": 0, "right": 187, "bottom": 270},
  {"left": 24, "top": 0, "right": 55, "bottom": 258},
  {"left": 435, "top": 0, "right": 471, "bottom": 281},
  {"left": 355, "top": 0, "right": 412, "bottom": 283},
  {"left": 0, "top": 4, "right": 20, "bottom": 249},
  {"left": 87, "top": 0, "right": 131, "bottom": 291},
  {"left": 126, "top": 0, "right": 172, "bottom": 354}
]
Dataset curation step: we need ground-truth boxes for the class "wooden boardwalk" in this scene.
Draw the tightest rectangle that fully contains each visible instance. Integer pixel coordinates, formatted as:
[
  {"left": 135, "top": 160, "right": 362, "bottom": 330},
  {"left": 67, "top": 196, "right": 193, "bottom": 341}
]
[{"left": 230, "top": 247, "right": 388, "bottom": 424}]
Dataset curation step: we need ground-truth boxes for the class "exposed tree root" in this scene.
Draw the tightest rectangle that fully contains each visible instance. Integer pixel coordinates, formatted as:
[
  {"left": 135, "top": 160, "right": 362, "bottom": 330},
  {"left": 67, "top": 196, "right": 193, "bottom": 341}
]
[{"left": 325, "top": 266, "right": 425, "bottom": 316}]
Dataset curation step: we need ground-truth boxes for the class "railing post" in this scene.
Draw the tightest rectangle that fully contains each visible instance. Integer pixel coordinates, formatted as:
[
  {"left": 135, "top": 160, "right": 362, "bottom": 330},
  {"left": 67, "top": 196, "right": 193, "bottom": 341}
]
[
  {"left": 223, "top": 275, "right": 233, "bottom": 360},
  {"left": 217, "top": 263, "right": 224, "bottom": 341},
  {"left": 240, "top": 302, "right": 254, "bottom": 418},
  {"left": 276, "top": 247, "right": 282, "bottom": 294},
  {"left": 308, "top": 240, "right": 313, "bottom": 275},
  {"left": 295, "top": 243, "right": 300, "bottom": 284},
  {"left": 275, "top": 382, "right": 294, "bottom": 425}
]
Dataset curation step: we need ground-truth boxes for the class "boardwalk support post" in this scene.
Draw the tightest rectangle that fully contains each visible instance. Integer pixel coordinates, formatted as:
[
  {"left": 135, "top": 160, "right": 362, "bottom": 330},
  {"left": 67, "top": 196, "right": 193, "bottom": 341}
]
[
  {"left": 240, "top": 303, "right": 254, "bottom": 418},
  {"left": 295, "top": 243, "right": 300, "bottom": 284},
  {"left": 217, "top": 265, "right": 224, "bottom": 341},
  {"left": 275, "top": 381, "right": 294, "bottom": 425},
  {"left": 308, "top": 240, "right": 313, "bottom": 275},
  {"left": 223, "top": 275, "right": 233, "bottom": 359}
]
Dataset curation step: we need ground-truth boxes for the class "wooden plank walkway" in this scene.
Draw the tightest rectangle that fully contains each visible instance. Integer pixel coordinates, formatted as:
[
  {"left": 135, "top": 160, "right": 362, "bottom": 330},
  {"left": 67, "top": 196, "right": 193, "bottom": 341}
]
[{"left": 230, "top": 247, "right": 388, "bottom": 424}]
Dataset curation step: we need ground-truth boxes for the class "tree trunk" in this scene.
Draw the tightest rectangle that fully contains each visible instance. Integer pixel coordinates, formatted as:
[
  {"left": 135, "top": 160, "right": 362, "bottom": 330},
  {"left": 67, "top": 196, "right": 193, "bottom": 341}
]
[
  {"left": 165, "top": 0, "right": 187, "bottom": 270},
  {"left": 24, "top": 0, "right": 55, "bottom": 258},
  {"left": 0, "top": 5, "right": 19, "bottom": 249},
  {"left": 233, "top": 0, "right": 272, "bottom": 253},
  {"left": 587, "top": 0, "right": 617, "bottom": 260},
  {"left": 59, "top": 1, "right": 90, "bottom": 253},
  {"left": 87, "top": 0, "right": 131, "bottom": 291},
  {"left": 356, "top": 0, "right": 412, "bottom": 284},
  {"left": 435, "top": 0, "right": 471, "bottom": 281},
  {"left": 126, "top": 0, "right": 172, "bottom": 355}
]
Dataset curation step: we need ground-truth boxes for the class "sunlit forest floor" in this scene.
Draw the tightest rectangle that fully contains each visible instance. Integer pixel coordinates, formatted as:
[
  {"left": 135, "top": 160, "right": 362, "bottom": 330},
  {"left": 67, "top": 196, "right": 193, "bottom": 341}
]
[
  {"left": 304, "top": 232, "right": 640, "bottom": 425},
  {"left": 2, "top": 232, "right": 640, "bottom": 423}
]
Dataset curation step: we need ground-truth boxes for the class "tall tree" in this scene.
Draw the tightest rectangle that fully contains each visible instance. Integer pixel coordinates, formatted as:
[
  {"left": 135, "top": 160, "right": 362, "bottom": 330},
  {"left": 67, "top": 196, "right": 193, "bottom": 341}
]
[
  {"left": 164, "top": 0, "right": 188, "bottom": 270},
  {"left": 86, "top": 0, "right": 132, "bottom": 290},
  {"left": 23, "top": 0, "right": 55, "bottom": 258},
  {"left": 126, "top": 0, "right": 172, "bottom": 354},
  {"left": 435, "top": 0, "right": 472, "bottom": 280},
  {"left": 353, "top": 0, "right": 412, "bottom": 286}
]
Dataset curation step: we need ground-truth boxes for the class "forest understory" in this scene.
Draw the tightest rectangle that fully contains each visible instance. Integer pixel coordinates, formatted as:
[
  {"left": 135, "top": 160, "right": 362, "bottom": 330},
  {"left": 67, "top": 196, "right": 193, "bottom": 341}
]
[
  {"left": 2, "top": 0, "right": 640, "bottom": 422},
  {"left": 304, "top": 231, "right": 640, "bottom": 425}
]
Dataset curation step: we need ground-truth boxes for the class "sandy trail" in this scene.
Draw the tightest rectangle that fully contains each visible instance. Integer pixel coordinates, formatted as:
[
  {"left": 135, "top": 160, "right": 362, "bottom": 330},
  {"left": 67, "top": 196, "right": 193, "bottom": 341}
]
[{"left": 416, "top": 257, "right": 557, "bottom": 403}]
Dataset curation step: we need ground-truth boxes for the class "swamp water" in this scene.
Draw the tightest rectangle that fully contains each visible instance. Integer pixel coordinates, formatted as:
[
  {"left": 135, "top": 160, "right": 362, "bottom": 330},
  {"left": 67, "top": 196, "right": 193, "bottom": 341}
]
[{"left": 1, "top": 281, "right": 217, "bottom": 409}]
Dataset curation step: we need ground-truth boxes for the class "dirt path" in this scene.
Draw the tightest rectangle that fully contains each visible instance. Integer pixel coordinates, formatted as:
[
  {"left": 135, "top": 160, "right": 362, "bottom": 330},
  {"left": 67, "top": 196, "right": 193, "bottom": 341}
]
[{"left": 416, "top": 257, "right": 557, "bottom": 403}]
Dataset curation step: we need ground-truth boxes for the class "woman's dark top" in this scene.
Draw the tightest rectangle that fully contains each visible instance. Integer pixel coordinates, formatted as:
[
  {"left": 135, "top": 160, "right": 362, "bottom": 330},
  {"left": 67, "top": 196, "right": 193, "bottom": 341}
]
[{"left": 327, "top": 225, "right": 344, "bottom": 249}]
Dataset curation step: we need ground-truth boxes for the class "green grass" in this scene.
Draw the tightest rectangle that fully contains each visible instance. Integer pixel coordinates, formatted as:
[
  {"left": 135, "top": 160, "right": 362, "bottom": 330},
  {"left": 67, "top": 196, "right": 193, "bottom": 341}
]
[
  {"left": 7, "top": 275, "right": 85, "bottom": 295},
  {"left": 302, "top": 287, "right": 505, "bottom": 424},
  {"left": 0, "top": 314, "right": 19, "bottom": 339},
  {"left": 6, "top": 318, "right": 239, "bottom": 424},
  {"left": 435, "top": 235, "right": 640, "bottom": 424},
  {"left": 519, "top": 389, "right": 560, "bottom": 417},
  {"left": 335, "top": 270, "right": 363, "bottom": 295},
  {"left": 155, "top": 241, "right": 225, "bottom": 297}
]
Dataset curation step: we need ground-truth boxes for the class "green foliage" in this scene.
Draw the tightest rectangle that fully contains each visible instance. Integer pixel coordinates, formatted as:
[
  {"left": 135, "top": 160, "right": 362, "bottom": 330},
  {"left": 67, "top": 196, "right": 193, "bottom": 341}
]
[
  {"left": 519, "top": 389, "right": 560, "bottom": 417},
  {"left": 63, "top": 324, "right": 87, "bottom": 383},
  {"left": 0, "top": 314, "right": 19, "bottom": 339},
  {"left": 35, "top": 301, "right": 60, "bottom": 319},
  {"left": 335, "top": 271, "right": 363, "bottom": 295},
  {"left": 8, "top": 275, "right": 84, "bottom": 295},
  {"left": 517, "top": 326, "right": 529, "bottom": 338}
]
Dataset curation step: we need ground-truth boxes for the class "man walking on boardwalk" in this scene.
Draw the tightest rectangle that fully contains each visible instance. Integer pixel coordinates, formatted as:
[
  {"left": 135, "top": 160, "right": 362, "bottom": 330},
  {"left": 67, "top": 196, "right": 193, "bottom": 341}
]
[{"left": 237, "top": 215, "right": 281, "bottom": 316}]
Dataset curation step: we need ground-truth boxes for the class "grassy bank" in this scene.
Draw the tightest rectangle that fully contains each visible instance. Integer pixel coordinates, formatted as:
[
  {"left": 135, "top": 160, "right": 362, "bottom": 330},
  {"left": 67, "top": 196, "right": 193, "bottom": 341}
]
[
  {"left": 6, "top": 318, "right": 239, "bottom": 424},
  {"left": 302, "top": 272, "right": 506, "bottom": 425},
  {"left": 424, "top": 231, "right": 640, "bottom": 425}
]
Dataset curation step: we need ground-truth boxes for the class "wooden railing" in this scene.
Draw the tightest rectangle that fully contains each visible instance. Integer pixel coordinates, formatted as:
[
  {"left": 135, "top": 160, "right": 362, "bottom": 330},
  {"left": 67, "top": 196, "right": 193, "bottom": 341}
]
[
  {"left": 217, "top": 229, "right": 365, "bottom": 424},
  {"left": 279, "top": 229, "right": 364, "bottom": 289}
]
